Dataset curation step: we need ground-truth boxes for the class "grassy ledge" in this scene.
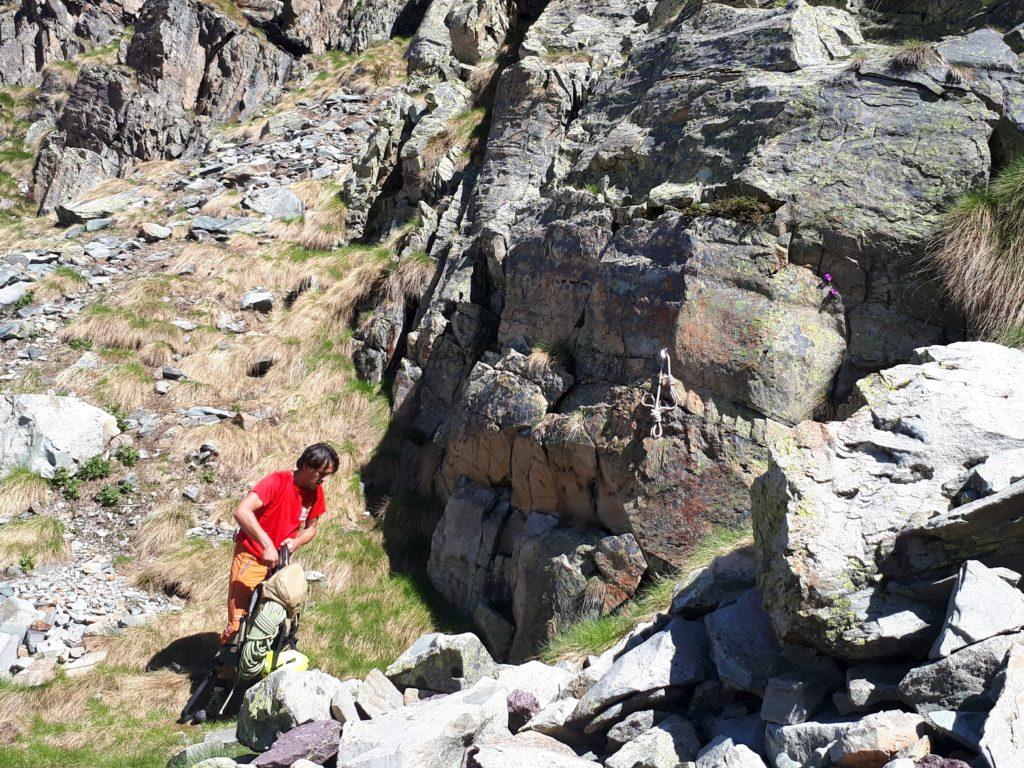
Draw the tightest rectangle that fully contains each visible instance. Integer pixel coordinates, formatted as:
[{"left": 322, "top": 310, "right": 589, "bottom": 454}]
[{"left": 540, "top": 524, "right": 753, "bottom": 663}]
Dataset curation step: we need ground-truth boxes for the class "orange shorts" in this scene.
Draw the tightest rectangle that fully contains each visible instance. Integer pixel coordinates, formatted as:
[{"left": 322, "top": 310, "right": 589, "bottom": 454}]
[{"left": 219, "top": 544, "right": 269, "bottom": 646}]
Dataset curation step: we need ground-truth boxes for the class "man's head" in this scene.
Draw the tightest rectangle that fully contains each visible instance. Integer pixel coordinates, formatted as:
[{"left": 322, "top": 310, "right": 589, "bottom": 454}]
[{"left": 293, "top": 443, "right": 339, "bottom": 489}]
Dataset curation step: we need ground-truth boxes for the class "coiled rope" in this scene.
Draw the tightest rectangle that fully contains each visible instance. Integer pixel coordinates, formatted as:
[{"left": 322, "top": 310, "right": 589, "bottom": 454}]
[{"left": 642, "top": 348, "right": 678, "bottom": 438}]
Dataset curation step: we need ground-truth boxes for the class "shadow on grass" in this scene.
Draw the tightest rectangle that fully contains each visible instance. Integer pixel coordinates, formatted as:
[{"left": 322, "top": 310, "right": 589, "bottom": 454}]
[{"left": 145, "top": 632, "right": 220, "bottom": 684}]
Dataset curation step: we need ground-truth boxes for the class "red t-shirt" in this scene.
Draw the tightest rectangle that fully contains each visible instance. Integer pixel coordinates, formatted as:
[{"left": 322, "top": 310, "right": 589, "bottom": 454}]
[{"left": 236, "top": 470, "right": 326, "bottom": 558}]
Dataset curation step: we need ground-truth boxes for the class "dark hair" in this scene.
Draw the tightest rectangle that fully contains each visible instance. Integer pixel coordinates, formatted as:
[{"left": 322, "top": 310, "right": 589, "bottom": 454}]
[{"left": 296, "top": 443, "right": 339, "bottom": 472}]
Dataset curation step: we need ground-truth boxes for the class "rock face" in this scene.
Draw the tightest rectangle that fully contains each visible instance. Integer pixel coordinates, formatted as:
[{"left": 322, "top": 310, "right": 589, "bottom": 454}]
[
  {"left": 365, "top": 0, "right": 1024, "bottom": 663},
  {"left": 0, "top": 395, "right": 119, "bottom": 479},
  {"left": 755, "top": 343, "right": 1024, "bottom": 660},
  {"left": 0, "top": 0, "right": 138, "bottom": 87},
  {"left": 35, "top": 0, "right": 296, "bottom": 211},
  {"left": 427, "top": 479, "right": 648, "bottom": 661},
  {"left": 241, "top": 0, "right": 429, "bottom": 55}
]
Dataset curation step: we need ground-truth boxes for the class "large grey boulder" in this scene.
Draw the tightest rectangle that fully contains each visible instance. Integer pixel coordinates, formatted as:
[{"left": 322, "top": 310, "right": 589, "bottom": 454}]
[
  {"left": 898, "top": 632, "right": 1020, "bottom": 713},
  {"left": 979, "top": 640, "right": 1024, "bottom": 768},
  {"left": 385, "top": 632, "right": 498, "bottom": 693},
  {"left": 336, "top": 677, "right": 509, "bottom": 767},
  {"left": 755, "top": 343, "right": 1024, "bottom": 660},
  {"left": 827, "top": 711, "right": 927, "bottom": 768},
  {"left": 0, "top": 395, "right": 119, "bottom": 479},
  {"left": 572, "top": 618, "right": 712, "bottom": 722},
  {"left": 705, "top": 589, "right": 782, "bottom": 696},
  {"left": 237, "top": 670, "right": 344, "bottom": 752},
  {"left": 55, "top": 190, "right": 146, "bottom": 225},
  {"left": 930, "top": 561, "right": 1024, "bottom": 659},
  {"left": 696, "top": 737, "right": 768, "bottom": 768},
  {"left": 243, "top": 187, "right": 304, "bottom": 220},
  {"left": 605, "top": 715, "right": 701, "bottom": 768}
]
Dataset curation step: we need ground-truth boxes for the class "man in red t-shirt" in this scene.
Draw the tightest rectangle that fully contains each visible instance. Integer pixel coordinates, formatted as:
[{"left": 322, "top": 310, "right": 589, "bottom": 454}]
[{"left": 218, "top": 443, "right": 339, "bottom": 645}]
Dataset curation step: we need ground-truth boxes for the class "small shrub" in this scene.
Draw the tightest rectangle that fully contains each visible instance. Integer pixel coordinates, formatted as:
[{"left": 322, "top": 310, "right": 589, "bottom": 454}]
[
  {"left": 50, "top": 467, "right": 81, "bottom": 501},
  {"left": 199, "top": 469, "right": 216, "bottom": 484},
  {"left": 68, "top": 337, "right": 92, "bottom": 351},
  {"left": 94, "top": 483, "right": 122, "bottom": 507},
  {"left": 77, "top": 456, "right": 112, "bottom": 481},
  {"left": 18, "top": 553, "right": 34, "bottom": 573},
  {"left": 11, "top": 290, "right": 32, "bottom": 311},
  {"left": 114, "top": 445, "right": 139, "bottom": 467}
]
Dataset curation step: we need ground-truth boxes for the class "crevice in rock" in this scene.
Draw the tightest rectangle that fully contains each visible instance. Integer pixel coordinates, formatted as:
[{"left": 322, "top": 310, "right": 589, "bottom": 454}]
[
  {"left": 989, "top": 115, "right": 1024, "bottom": 175},
  {"left": 392, "top": 0, "right": 435, "bottom": 38}
]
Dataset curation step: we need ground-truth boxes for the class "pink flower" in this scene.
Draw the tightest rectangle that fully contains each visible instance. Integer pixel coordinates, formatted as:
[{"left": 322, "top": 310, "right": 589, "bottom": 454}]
[
  {"left": 829, "top": 287, "right": 840, "bottom": 298},
  {"left": 823, "top": 273, "right": 833, "bottom": 282}
]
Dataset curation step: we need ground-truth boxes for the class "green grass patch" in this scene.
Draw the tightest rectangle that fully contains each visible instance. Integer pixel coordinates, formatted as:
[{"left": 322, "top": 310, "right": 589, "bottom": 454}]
[
  {"left": 53, "top": 265, "right": 88, "bottom": 283},
  {"left": 0, "top": 673, "right": 247, "bottom": 768},
  {"left": 540, "top": 523, "right": 753, "bottom": 662},
  {"left": 680, "top": 196, "right": 773, "bottom": 226},
  {"left": 303, "top": 527, "right": 467, "bottom": 679}
]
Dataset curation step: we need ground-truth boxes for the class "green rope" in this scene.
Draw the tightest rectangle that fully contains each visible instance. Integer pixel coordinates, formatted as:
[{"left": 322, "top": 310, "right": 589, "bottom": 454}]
[{"left": 238, "top": 600, "right": 287, "bottom": 681}]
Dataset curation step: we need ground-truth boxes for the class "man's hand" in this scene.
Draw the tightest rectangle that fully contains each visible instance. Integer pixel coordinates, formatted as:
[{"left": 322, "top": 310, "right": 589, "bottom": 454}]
[
  {"left": 282, "top": 538, "right": 297, "bottom": 554},
  {"left": 260, "top": 543, "right": 280, "bottom": 568}
]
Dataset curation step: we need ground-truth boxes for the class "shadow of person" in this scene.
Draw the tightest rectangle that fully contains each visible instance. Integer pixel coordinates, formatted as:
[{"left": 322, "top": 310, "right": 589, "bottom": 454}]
[{"left": 146, "top": 632, "right": 220, "bottom": 686}]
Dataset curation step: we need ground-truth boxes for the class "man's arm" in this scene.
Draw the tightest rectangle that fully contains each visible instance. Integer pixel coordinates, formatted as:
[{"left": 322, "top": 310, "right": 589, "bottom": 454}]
[
  {"left": 283, "top": 517, "right": 318, "bottom": 554},
  {"left": 233, "top": 491, "right": 279, "bottom": 568}
]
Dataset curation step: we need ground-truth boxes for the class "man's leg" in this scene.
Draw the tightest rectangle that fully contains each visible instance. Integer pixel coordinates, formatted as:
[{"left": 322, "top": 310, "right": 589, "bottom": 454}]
[{"left": 219, "top": 546, "right": 269, "bottom": 646}]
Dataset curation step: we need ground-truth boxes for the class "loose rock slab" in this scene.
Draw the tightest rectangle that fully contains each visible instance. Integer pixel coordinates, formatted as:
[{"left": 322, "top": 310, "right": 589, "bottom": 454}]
[
  {"left": 572, "top": 618, "right": 712, "bottom": 722},
  {"left": 605, "top": 715, "right": 701, "bottom": 768},
  {"left": 336, "top": 677, "right": 509, "bottom": 768},
  {"left": 930, "top": 561, "right": 1024, "bottom": 659},
  {"left": 237, "top": 670, "right": 344, "bottom": 752},
  {"left": 385, "top": 632, "right": 498, "bottom": 694},
  {"left": 706, "top": 589, "right": 782, "bottom": 696},
  {"left": 979, "top": 640, "right": 1024, "bottom": 768}
]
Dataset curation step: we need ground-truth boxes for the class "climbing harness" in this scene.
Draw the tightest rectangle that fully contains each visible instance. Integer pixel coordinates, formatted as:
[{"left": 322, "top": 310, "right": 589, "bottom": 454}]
[{"left": 642, "top": 348, "right": 678, "bottom": 439}]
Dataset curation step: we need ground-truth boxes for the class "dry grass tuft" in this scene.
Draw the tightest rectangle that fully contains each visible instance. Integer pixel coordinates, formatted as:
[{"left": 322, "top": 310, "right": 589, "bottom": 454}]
[
  {"left": 0, "top": 468, "right": 50, "bottom": 517},
  {"left": 385, "top": 250, "right": 435, "bottom": 305},
  {"left": 94, "top": 361, "right": 154, "bottom": 411},
  {"left": 136, "top": 539, "right": 230, "bottom": 605},
  {"left": 889, "top": 39, "right": 939, "bottom": 72},
  {"left": 928, "top": 157, "right": 1024, "bottom": 337},
  {"left": 200, "top": 191, "right": 243, "bottom": 218},
  {"left": 0, "top": 515, "right": 69, "bottom": 569},
  {"left": 33, "top": 265, "right": 88, "bottom": 301},
  {"left": 135, "top": 505, "right": 193, "bottom": 559},
  {"left": 422, "top": 107, "right": 489, "bottom": 173}
]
